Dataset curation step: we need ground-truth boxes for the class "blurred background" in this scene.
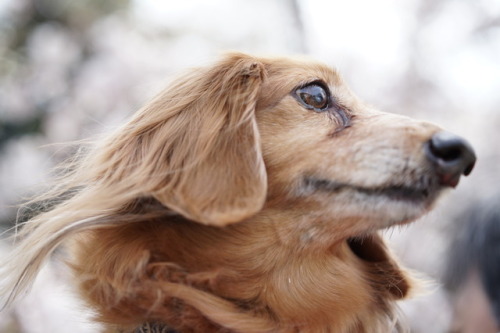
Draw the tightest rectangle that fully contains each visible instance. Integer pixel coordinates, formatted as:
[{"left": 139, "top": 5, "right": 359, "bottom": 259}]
[{"left": 0, "top": 0, "right": 499, "bottom": 332}]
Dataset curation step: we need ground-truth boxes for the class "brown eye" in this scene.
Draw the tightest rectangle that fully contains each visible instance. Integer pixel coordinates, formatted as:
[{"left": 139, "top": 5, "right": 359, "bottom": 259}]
[{"left": 295, "top": 83, "right": 329, "bottom": 111}]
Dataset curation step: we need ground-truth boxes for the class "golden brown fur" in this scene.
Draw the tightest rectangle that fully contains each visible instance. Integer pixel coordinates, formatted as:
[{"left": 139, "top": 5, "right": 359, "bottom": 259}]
[{"left": 0, "top": 53, "right": 475, "bottom": 332}]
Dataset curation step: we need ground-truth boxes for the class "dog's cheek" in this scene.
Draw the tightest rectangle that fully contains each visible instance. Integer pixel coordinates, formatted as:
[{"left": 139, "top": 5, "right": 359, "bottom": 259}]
[{"left": 257, "top": 105, "right": 333, "bottom": 188}]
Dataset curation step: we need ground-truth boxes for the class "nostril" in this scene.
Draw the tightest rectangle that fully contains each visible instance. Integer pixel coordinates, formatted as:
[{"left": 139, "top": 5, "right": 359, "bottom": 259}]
[
  {"left": 426, "top": 131, "right": 476, "bottom": 187},
  {"left": 463, "top": 163, "right": 474, "bottom": 176},
  {"left": 429, "top": 143, "right": 461, "bottom": 162}
]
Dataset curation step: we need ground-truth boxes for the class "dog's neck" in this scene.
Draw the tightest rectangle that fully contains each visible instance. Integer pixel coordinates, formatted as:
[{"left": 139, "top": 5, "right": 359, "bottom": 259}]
[{"left": 151, "top": 212, "right": 402, "bottom": 330}]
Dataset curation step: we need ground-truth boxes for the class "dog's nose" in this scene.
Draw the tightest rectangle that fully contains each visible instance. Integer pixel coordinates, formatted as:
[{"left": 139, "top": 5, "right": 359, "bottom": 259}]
[{"left": 426, "top": 131, "right": 476, "bottom": 188}]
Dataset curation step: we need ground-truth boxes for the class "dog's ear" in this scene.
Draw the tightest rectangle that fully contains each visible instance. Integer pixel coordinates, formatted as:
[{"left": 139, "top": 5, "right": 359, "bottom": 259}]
[
  {"left": 133, "top": 53, "right": 267, "bottom": 226},
  {"left": 349, "top": 233, "right": 412, "bottom": 299}
]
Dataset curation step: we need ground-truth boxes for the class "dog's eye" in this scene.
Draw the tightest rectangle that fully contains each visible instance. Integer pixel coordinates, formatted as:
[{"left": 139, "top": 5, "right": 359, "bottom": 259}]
[{"left": 295, "top": 83, "right": 329, "bottom": 111}]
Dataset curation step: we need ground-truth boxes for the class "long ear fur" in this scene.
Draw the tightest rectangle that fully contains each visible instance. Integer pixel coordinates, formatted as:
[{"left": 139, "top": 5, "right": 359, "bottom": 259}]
[
  {"left": 95, "top": 52, "right": 268, "bottom": 225},
  {"left": 0, "top": 53, "right": 267, "bottom": 307},
  {"left": 148, "top": 53, "right": 268, "bottom": 225}
]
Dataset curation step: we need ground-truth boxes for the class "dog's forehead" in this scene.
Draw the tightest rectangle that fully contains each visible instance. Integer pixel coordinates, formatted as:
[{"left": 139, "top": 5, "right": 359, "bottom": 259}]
[{"left": 264, "top": 57, "right": 342, "bottom": 85}]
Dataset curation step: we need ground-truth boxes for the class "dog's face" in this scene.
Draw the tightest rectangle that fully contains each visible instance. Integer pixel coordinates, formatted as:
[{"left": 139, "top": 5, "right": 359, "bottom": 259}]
[{"left": 255, "top": 57, "right": 452, "bottom": 243}]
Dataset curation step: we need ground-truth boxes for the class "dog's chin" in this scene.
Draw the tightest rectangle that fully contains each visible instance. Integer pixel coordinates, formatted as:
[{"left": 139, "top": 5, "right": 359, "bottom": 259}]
[{"left": 302, "top": 176, "right": 443, "bottom": 229}]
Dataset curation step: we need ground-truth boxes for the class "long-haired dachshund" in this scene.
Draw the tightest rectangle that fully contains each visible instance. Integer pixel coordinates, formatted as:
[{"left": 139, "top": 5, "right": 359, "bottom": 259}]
[{"left": 0, "top": 53, "right": 476, "bottom": 332}]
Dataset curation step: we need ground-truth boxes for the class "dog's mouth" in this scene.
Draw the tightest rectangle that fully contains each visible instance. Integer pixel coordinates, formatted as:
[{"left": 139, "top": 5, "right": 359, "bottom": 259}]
[
  {"left": 303, "top": 177, "right": 436, "bottom": 203},
  {"left": 301, "top": 176, "right": 442, "bottom": 233}
]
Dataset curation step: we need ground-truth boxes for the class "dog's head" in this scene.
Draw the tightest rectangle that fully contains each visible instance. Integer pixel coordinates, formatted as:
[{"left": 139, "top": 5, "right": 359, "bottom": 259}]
[{"left": 112, "top": 52, "right": 475, "bottom": 236}]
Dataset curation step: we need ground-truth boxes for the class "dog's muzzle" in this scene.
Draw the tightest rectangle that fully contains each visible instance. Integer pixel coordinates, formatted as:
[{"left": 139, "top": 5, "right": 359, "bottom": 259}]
[{"left": 425, "top": 131, "right": 477, "bottom": 188}]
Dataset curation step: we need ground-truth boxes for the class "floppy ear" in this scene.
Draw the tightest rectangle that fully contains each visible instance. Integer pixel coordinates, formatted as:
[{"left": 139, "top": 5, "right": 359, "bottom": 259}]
[
  {"left": 134, "top": 53, "right": 268, "bottom": 226},
  {"left": 349, "top": 233, "right": 412, "bottom": 299}
]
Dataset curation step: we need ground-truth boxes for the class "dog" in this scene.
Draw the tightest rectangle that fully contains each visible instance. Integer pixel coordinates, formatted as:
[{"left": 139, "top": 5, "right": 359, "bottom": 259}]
[{"left": 0, "top": 53, "right": 476, "bottom": 332}]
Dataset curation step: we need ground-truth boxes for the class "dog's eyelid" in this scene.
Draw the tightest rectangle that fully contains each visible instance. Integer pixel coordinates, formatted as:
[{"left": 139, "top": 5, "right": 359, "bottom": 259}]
[{"left": 295, "top": 79, "right": 330, "bottom": 95}]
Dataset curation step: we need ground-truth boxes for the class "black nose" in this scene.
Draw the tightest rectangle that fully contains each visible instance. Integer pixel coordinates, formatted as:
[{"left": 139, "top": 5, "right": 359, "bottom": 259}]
[{"left": 426, "top": 131, "right": 476, "bottom": 187}]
